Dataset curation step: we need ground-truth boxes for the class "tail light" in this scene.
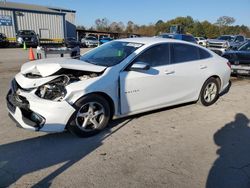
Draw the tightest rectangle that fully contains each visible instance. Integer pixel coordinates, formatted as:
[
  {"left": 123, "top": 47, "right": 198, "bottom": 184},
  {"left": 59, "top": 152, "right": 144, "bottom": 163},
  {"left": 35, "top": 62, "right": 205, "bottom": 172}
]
[{"left": 227, "top": 62, "right": 231, "bottom": 69}]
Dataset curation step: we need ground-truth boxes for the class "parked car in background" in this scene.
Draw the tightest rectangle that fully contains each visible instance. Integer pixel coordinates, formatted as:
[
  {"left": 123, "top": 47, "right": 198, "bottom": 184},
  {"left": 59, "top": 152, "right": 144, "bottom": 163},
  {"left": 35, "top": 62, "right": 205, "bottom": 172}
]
[
  {"left": 207, "top": 35, "right": 247, "bottom": 56},
  {"left": 158, "top": 33, "right": 197, "bottom": 44},
  {"left": 99, "top": 37, "right": 113, "bottom": 45},
  {"left": 63, "top": 37, "right": 81, "bottom": 48},
  {"left": 99, "top": 35, "right": 108, "bottom": 39},
  {"left": 0, "top": 33, "right": 9, "bottom": 47},
  {"left": 129, "top": 34, "right": 140, "bottom": 38},
  {"left": 222, "top": 40, "right": 250, "bottom": 76},
  {"left": 16, "top": 30, "right": 38, "bottom": 47},
  {"left": 81, "top": 36, "right": 99, "bottom": 47},
  {"left": 195, "top": 37, "right": 207, "bottom": 47},
  {"left": 6, "top": 38, "right": 231, "bottom": 137}
]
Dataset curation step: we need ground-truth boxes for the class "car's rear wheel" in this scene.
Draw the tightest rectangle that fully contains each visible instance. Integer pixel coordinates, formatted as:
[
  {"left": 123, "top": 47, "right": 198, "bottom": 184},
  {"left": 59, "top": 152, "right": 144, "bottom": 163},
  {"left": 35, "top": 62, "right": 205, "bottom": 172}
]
[
  {"left": 199, "top": 77, "right": 220, "bottom": 106},
  {"left": 68, "top": 94, "right": 110, "bottom": 137}
]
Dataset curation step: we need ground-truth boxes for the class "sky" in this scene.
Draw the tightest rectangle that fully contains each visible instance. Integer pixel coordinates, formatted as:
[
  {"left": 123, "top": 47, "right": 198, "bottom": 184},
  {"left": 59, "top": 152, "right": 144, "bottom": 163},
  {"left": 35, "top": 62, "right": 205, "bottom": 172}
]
[{"left": 8, "top": 0, "right": 250, "bottom": 27}]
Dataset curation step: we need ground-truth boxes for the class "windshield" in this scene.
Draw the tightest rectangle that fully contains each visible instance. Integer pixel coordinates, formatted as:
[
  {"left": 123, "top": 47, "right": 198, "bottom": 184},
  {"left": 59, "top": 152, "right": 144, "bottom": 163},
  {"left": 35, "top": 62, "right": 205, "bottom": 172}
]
[
  {"left": 159, "top": 34, "right": 173, "bottom": 39},
  {"left": 217, "top": 36, "right": 234, "bottom": 42},
  {"left": 18, "top": 30, "right": 35, "bottom": 35},
  {"left": 80, "top": 41, "right": 143, "bottom": 67},
  {"left": 0, "top": 33, "right": 6, "bottom": 38},
  {"left": 86, "top": 37, "right": 97, "bottom": 40},
  {"left": 238, "top": 42, "right": 250, "bottom": 51},
  {"left": 101, "top": 37, "right": 112, "bottom": 41}
]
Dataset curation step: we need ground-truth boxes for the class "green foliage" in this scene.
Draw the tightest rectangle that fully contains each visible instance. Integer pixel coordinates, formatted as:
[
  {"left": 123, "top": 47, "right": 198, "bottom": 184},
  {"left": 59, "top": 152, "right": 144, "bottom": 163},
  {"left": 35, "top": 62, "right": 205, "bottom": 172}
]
[
  {"left": 90, "top": 16, "right": 250, "bottom": 38},
  {"left": 216, "top": 16, "right": 236, "bottom": 27}
]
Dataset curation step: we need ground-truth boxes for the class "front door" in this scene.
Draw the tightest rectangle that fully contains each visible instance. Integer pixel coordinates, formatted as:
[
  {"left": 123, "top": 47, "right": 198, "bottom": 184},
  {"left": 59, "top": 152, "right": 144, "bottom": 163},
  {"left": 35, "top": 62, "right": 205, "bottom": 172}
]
[{"left": 120, "top": 43, "right": 173, "bottom": 114}]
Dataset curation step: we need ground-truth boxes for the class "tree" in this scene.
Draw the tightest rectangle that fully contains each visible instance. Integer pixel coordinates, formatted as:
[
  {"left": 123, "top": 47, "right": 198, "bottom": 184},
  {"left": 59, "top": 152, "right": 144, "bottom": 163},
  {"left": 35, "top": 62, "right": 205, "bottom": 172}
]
[
  {"left": 89, "top": 16, "right": 250, "bottom": 38},
  {"left": 110, "top": 21, "right": 125, "bottom": 33},
  {"left": 135, "top": 24, "right": 156, "bottom": 36},
  {"left": 95, "top": 18, "right": 110, "bottom": 31},
  {"left": 165, "top": 16, "right": 194, "bottom": 33},
  {"left": 156, "top": 20, "right": 164, "bottom": 25},
  {"left": 155, "top": 20, "right": 167, "bottom": 34},
  {"left": 201, "top": 21, "right": 220, "bottom": 38},
  {"left": 126, "top": 21, "right": 135, "bottom": 33},
  {"left": 76, "top": 25, "right": 86, "bottom": 30},
  {"left": 216, "top": 16, "right": 236, "bottom": 27},
  {"left": 190, "top": 21, "right": 205, "bottom": 37}
]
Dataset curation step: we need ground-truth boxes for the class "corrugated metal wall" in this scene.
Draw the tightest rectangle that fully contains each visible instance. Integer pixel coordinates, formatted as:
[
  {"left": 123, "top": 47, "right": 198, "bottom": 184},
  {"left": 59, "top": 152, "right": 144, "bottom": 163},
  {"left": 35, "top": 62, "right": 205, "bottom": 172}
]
[
  {"left": 0, "top": 9, "right": 16, "bottom": 39},
  {"left": 0, "top": 9, "right": 65, "bottom": 41},
  {"left": 16, "top": 11, "right": 64, "bottom": 40}
]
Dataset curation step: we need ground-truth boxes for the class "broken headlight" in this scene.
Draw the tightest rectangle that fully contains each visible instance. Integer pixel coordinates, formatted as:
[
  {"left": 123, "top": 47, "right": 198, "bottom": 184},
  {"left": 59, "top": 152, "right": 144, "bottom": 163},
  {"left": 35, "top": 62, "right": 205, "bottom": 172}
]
[{"left": 35, "top": 75, "right": 70, "bottom": 101}]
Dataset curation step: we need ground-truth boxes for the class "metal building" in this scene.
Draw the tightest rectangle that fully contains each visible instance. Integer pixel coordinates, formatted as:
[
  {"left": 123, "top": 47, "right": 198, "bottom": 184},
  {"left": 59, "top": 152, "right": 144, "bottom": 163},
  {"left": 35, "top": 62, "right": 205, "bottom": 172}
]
[
  {"left": 0, "top": 2, "right": 76, "bottom": 43},
  {"left": 49, "top": 7, "right": 76, "bottom": 38}
]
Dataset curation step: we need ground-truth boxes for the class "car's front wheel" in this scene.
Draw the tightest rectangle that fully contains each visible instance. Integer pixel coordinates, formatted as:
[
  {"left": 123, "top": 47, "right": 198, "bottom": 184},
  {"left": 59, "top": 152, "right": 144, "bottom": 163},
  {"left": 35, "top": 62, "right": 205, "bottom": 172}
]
[
  {"left": 68, "top": 94, "right": 111, "bottom": 137},
  {"left": 199, "top": 77, "right": 220, "bottom": 106}
]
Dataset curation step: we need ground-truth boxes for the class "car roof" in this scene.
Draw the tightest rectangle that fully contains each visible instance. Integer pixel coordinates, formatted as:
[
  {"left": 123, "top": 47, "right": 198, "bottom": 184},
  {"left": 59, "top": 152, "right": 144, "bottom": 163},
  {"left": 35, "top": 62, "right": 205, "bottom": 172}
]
[
  {"left": 116, "top": 37, "right": 195, "bottom": 45},
  {"left": 220, "top": 35, "right": 236, "bottom": 37},
  {"left": 160, "top": 33, "right": 193, "bottom": 36}
]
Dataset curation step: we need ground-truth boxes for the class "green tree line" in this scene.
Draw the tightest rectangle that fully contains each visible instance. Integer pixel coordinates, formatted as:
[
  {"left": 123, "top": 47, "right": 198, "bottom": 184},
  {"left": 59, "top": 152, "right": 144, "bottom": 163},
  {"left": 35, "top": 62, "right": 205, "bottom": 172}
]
[{"left": 78, "top": 16, "right": 250, "bottom": 38}]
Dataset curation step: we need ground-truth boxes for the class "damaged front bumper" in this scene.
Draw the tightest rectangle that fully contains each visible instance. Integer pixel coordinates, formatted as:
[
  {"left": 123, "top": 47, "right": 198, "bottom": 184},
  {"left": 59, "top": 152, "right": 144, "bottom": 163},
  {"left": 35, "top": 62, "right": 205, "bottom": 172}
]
[{"left": 6, "top": 79, "right": 75, "bottom": 132}]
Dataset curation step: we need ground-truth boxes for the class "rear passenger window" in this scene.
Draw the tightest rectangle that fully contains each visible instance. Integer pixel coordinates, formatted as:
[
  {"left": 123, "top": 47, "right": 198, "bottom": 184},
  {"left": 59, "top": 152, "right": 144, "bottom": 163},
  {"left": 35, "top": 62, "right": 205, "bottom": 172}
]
[
  {"left": 171, "top": 43, "right": 200, "bottom": 63},
  {"left": 199, "top": 48, "right": 211, "bottom": 59},
  {"left": 134, "top": 44, "right": 170, "bottom": 67}
]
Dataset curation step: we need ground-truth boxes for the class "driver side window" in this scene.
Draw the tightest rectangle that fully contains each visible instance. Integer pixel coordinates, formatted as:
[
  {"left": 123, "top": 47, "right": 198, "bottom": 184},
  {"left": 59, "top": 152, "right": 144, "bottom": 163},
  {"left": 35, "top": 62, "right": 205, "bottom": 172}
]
[
  {"left": 236, "top": 36, "right": 244, "bottom": 42},
  {"left": 133, "top": 44, "right": 170, "bottom": 67},
  {"left": 241, "top": 43, "right": 250, "bottom": 51}
]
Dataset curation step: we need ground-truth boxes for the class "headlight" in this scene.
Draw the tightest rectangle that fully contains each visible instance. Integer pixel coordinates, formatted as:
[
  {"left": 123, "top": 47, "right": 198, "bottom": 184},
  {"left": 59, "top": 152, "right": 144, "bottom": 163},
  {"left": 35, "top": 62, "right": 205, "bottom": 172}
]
[
  {"left": 35, "top": 75, "right": 70, "bottom": 101},
  {"left": 222, "top": 42, "right": 229, "bottom": 48},
  {"left": 17, "top": 37, "right": 23, "bottom": 43}
]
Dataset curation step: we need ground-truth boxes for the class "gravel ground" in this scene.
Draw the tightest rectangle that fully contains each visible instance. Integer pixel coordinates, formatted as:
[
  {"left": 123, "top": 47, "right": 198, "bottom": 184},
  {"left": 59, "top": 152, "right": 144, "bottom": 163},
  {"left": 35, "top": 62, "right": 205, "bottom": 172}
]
[{"left": 0, "top": 48, "right": 250, "bottom": 188}]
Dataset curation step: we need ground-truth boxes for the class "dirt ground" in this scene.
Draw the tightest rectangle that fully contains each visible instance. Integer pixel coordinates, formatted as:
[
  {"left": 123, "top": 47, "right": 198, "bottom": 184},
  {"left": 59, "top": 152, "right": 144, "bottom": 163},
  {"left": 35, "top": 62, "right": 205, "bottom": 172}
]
[{"left": 0, "top": 48, "right": 250, "bottom": 188}]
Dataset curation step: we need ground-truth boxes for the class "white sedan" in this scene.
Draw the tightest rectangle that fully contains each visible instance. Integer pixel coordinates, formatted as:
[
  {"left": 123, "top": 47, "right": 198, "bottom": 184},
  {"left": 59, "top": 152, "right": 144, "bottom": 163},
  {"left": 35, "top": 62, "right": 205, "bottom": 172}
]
[
  {"left": 195, "top": 37, "right": 207, "bottom": 47},
  {"left": 6, "top": 38, "right": 231, "bottom": 137}
]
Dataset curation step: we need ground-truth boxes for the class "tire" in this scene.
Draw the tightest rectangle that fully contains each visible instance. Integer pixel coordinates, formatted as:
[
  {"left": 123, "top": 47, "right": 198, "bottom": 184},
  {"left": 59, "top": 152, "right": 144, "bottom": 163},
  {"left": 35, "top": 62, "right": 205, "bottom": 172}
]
[
  {"left": 67, "top": 94, "right": 111, "bottom": 137},
  {"left": 199, "top": 77, "right": 220, "bottom": 106}
]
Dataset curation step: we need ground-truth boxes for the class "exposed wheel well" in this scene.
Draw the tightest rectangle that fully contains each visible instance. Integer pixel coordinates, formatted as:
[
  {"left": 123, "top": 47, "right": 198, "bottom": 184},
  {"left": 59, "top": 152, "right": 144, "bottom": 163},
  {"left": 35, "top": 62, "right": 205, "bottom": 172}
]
[
  {"left": 210, "top": 75, "right": 221, "bottom": 90},
  {"left": 198, "top": 75, "right": 222, "bottom": 101},
  {"left": 86, "top": 92, "right": 115, "bottom": 118}
]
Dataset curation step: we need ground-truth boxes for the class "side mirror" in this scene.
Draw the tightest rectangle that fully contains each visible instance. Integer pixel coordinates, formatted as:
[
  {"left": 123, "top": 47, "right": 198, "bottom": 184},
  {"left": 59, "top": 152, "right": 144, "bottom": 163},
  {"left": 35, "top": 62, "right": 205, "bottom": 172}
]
[{"left": 129, "top": 62, "right": 150, "bottom": 71}]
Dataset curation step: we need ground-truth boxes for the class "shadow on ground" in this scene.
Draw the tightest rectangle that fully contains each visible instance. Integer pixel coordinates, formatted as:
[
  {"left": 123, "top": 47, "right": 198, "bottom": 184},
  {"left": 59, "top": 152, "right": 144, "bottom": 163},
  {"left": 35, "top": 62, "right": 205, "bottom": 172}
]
[
  {"left": 0, "top": 118, "right": 132, "bottom": 188},
  {"left": 206, "top": 113, "right": 250, "bottom": 188}
]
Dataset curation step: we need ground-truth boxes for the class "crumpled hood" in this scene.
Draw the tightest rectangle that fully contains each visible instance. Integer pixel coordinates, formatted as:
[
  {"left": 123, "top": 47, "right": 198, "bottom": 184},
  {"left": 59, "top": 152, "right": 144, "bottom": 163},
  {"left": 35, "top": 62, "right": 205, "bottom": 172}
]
[{"left": 21, "top": 58, "right": 106, "bottom": 77}]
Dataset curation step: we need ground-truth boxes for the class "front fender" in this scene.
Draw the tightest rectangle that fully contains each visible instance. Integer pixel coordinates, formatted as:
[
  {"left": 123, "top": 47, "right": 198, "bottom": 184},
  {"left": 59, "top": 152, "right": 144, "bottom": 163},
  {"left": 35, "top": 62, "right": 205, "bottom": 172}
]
[{"left": 65, "top": 76, "right": 119, "bottom": 116}]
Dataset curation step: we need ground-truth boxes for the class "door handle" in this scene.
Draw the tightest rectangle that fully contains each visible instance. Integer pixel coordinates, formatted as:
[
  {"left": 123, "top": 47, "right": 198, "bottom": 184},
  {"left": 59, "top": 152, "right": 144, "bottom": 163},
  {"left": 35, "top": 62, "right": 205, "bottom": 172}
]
[
  {"left": 164, "top": 70, "right": 175, "bottom": 75},
  {"left": 200, "top": 65, "right": 207, "bottom": 69}
]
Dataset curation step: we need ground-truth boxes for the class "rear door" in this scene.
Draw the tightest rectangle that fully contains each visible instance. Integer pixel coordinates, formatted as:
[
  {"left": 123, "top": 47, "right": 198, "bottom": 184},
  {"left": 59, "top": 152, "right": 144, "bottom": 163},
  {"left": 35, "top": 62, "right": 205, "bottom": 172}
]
[{"left": 166, "top": 43, "right": 211, "bottom": 102}]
